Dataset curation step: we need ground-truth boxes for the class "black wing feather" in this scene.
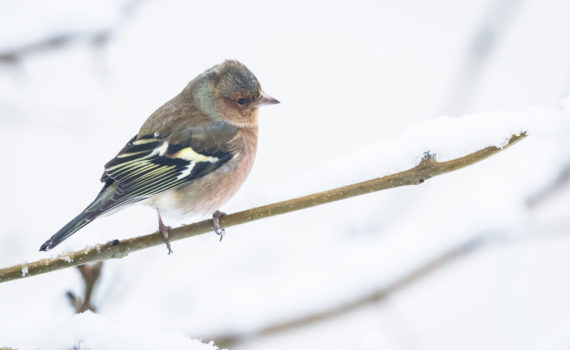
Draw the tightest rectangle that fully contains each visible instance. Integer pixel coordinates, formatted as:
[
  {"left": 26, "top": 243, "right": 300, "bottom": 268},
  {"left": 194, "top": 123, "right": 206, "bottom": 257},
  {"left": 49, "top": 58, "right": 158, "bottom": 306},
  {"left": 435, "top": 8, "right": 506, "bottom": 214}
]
[{"left": 98, "top": 134, "right": 233, "bottom": 213}]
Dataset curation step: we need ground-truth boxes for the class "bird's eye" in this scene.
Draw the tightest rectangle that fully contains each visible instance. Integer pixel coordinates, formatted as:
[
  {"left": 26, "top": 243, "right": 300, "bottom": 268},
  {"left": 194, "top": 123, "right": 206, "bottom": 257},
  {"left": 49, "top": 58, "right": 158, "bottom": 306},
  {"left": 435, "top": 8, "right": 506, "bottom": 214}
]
[{"left": 237, "top": 98, "right": 249, "bottom": 106}]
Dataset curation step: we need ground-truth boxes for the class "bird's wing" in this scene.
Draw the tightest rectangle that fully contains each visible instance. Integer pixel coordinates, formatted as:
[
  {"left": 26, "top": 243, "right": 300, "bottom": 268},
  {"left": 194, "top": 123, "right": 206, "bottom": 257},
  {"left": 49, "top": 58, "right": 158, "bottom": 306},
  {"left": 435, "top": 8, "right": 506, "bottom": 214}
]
[{"left": 98, "top": 133, "right": 233, "bottom": 211}]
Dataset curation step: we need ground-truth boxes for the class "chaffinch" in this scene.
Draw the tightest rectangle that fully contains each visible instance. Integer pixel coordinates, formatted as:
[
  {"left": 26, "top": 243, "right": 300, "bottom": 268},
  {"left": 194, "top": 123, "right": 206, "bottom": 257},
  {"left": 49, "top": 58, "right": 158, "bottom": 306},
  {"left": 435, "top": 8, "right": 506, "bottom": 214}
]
[{"left": 39, "top": 60, "right": 279, "bottom": 253}]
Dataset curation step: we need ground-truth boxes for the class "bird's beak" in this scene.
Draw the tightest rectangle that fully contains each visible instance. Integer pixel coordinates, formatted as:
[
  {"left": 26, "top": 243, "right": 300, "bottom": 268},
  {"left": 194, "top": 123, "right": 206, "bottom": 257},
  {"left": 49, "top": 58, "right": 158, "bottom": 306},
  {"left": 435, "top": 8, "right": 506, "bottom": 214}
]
[{"left": 255, "top": 91, "right": 280, "bottom": 107}]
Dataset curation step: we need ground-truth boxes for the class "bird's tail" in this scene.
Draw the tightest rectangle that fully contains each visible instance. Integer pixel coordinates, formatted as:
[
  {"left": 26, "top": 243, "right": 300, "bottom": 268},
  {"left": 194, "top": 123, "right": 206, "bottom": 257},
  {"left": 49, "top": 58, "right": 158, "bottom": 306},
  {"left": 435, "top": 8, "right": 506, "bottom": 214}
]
[
  {"left": 39, "top": 183, "right": 117, "bottom": 251},
  {"left": 39, "top": 209, "right": 100, "bottom": 251}
]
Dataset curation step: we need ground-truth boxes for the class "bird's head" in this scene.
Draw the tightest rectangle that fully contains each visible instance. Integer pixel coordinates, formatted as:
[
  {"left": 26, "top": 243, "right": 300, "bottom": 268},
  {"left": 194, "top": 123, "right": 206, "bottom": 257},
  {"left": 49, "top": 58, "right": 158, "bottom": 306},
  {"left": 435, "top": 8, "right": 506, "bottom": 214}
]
[{"left": 192, "top": 60, "right": 279, "bottom": 127}]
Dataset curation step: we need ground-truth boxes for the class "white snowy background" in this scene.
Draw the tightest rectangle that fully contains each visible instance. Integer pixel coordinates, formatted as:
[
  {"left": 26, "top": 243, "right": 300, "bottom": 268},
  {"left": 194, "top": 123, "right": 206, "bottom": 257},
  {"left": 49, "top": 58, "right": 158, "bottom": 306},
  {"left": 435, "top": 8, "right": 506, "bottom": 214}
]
[{"left": 1, "top": 0, "right": 570, "bottom": 349}]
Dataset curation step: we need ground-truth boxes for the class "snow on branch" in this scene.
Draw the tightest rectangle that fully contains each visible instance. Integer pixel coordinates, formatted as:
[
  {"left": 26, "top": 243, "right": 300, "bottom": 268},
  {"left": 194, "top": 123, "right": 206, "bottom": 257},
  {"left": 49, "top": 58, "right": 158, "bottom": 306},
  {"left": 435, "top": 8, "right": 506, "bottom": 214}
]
[{"left": 0, "top": 131, "right": 527, "bottom": 283}]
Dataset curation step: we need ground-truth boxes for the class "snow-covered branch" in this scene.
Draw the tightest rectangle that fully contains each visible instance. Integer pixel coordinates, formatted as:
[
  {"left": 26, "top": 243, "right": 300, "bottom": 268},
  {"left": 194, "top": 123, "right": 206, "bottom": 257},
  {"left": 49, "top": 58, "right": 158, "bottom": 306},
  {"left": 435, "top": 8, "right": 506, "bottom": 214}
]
[{"left": 0, "top": 132, "right": 526, "bottom": 283}]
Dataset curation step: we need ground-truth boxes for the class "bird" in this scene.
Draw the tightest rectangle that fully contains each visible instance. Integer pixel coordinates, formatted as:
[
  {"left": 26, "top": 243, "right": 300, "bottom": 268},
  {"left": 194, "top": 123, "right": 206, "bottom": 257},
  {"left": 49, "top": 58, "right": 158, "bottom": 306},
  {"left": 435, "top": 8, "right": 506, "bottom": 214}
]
[{"left": 39, "top": 60, "right": 279, "bottom": 253}]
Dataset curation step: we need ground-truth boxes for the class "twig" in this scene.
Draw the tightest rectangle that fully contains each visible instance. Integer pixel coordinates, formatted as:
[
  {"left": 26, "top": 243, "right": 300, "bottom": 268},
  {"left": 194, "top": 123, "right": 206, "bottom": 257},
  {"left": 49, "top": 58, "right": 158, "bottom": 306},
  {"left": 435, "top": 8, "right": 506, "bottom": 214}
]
[
  {"left": 208, "top": 218, "right": 570, "bottom": 347},
  {"left": 0, "top": 32, "right": 110, "bottom": 64},
  {"left": 442, "top": 0, "right": 524, "bottom": 115},
  {"left": 0, "top": 132, "right": 526, "bottom": 283},
  {"left": 67, "top": 262, "right": 104, "bottom": 313},
  {"left": 527, "top": 163, "right": 570, "bottom": 208},
  {"left": 0, "top": 0, "right": 147, "bottom": 65},
  {"left": 208, "top": 234, "right": 490, "bottom": 348}
]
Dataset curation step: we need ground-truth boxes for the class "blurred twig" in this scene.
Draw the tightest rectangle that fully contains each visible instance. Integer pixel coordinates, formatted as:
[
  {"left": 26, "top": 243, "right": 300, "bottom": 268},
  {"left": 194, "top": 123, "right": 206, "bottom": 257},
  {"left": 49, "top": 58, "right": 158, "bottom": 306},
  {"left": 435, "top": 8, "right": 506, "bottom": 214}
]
[
  {"left": 0, "top": 32, "right": 111, "bottom": 64},
  {"left": 0, "top": 0, "right": 147, "bottom": 65},
  {"left": 208, "top": 235, "right": 490, "bottom": 348},
  {"left": 209, "top": 218, "right": 570, "bottom": 347},
  {"left": 527, "top": 163, "right": 570, "bottom": 208},
  {"left": 67, "top": 262, "right": 104, "bottom": 313},
  {"left": 443, "top": 0, "right": 524, "bottom": 115},
  {"left": 0, "top": 132, "right": 526, "bottom": 283}
]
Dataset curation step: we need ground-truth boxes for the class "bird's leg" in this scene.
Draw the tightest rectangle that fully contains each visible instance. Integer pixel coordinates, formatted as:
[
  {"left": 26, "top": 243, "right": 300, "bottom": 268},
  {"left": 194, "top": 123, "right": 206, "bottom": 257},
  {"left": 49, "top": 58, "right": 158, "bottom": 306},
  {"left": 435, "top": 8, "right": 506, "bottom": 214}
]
[
  {"left": 157, "top": 212, "right": 173, "bottom": 254},
  {"left": 212, "top": 210, "right": 226, "bottom": 241}
]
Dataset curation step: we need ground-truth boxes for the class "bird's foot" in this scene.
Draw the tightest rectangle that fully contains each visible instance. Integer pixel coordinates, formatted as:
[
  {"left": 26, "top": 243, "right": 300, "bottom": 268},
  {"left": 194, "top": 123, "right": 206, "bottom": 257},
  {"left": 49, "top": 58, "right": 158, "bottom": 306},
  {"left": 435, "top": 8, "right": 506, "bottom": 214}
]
[
  {"left": 212, "top": 210, "right": 226, "bottom": 242},
  {"left": 158, "top": 215, "right": 173, "bottom": 254}
]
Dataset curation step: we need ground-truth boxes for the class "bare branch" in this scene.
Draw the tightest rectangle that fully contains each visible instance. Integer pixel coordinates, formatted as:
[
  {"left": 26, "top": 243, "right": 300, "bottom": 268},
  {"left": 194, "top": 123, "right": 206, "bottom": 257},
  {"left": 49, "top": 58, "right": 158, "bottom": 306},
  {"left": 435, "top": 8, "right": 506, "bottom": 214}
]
[
  {"left": 206, "top": 217, "right": 570, "bottom": 347},
  {"left": 67, "top": 262, "right": 104, "bottom": 313},
  {"left": 0, "top": 132, "right": 526, "bottom": 284},
  {"left": 442, "top": 0, "right": 524, "bottom": 115},
  {"left": 0, "top": 31, "right": 110, "bottom": 64},
  {"left": 0, "top": 0, "right": 147, "bottom": 65},
  {"left": 527, "top": 163, "right": 570, "bottom": 208},
  {"left": 208, "top": 234, "right": 489, "bottom": 348}
]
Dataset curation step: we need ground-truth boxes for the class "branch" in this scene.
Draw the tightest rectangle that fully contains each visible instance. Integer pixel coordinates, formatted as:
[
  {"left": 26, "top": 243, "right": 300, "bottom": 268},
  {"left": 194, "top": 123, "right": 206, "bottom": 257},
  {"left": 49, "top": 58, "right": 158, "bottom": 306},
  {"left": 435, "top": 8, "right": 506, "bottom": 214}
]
[
  {"left": 0, "top": 32, "right": 110, "bottom": 64},
  {"left": 527, "top": 162, "right": 570, "bottom": 208},
  {"left": 0, "top": 132, "right": 526, "bottom": 283},
  {"left": 441, "top": 0, "right": 524, "bottom": 114},
  {"left": 208, "top": 234, "right": 490, "bottom": 348},
  {"left": 0, "top": 0, "right": 147, "bottom": 65},
  {"left": 67, "top": 262, "right": 104, "bottom": 313},
  {"left": 208, "top": 218, "right": 570, "bottom": 347}
]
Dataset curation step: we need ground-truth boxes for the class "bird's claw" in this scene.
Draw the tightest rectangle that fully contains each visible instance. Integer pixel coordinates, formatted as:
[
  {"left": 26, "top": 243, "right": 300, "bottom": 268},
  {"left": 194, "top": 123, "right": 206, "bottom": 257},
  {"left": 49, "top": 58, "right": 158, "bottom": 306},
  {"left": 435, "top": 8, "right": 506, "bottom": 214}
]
[
  {"left": 164, "top": 239, "right": 173, "bottom": 255},
  {"left": 161, "top": 226, "right": 173, "bottom": 254},
  {"left": 215, "top": 227, "right": 226, "bottom": 241},
  {"left": 212, "top": 210, "right": 226, "bottom": 242},
  {"left": 157, "top": 214, "right": 173, "bottom": 254}
]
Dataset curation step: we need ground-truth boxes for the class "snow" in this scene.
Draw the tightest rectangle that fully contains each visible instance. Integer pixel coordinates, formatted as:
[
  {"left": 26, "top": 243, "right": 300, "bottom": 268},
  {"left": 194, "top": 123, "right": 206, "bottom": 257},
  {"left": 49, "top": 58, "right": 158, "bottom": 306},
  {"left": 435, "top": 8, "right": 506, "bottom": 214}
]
[
  {"left": 281, "top": 105, "right": 569, "bottom": 197},
  {"left": 60, "top": 255, "right": 73, "bottom": 263},
  {"left": 1, "top": 0, "right": 570, "bottom": 349},
  {"left": 40, "top": 311, "right": 219, "bottom": 350}
]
